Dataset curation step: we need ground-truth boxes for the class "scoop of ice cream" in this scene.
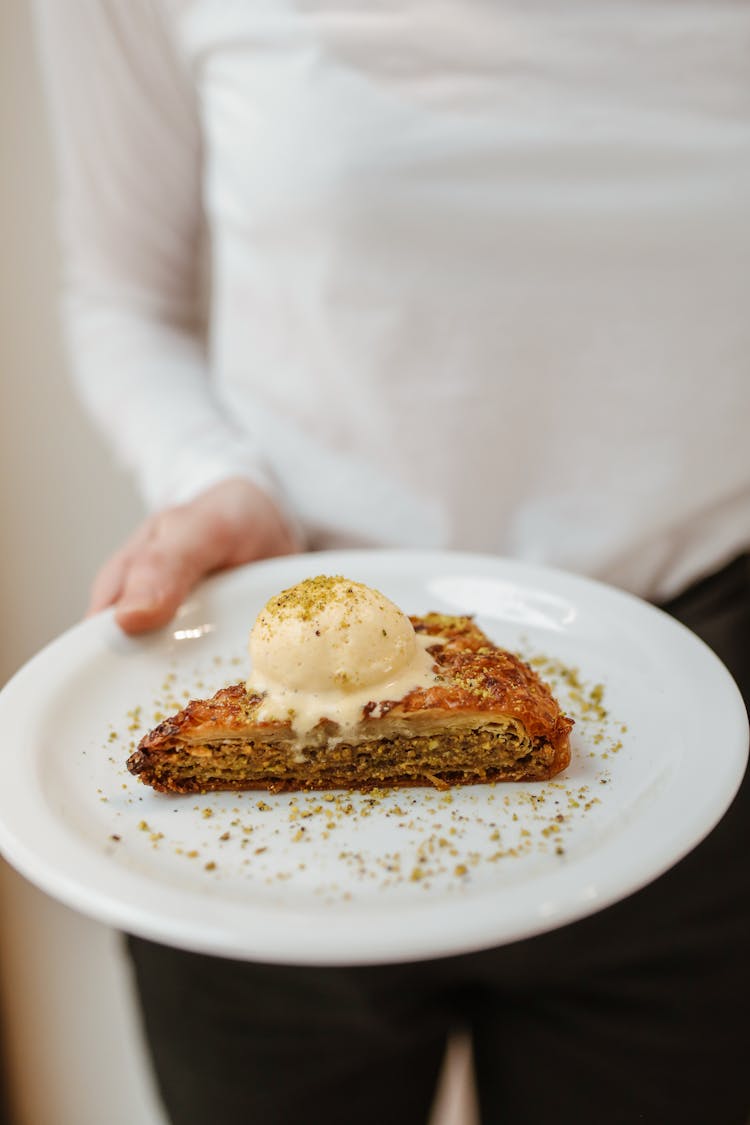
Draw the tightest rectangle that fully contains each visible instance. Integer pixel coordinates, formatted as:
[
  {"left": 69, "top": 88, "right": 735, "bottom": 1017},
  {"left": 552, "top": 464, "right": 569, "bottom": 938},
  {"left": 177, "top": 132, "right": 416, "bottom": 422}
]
[{"left": 248, "top": 575, "right": 418, "bottom": 694}]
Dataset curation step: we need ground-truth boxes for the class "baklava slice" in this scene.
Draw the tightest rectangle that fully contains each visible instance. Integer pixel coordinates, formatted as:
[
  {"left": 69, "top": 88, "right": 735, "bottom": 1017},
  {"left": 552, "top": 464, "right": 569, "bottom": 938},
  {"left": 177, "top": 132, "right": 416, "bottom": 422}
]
[{"left": 127, "top": 578, "right": 572, "bottom": 794}]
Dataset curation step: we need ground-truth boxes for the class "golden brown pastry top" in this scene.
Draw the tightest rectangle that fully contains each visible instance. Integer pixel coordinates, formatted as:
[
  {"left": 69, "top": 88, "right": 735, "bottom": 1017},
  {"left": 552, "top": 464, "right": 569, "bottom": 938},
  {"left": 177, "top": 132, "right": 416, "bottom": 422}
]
[
  {"left": 137, "top": 614, "right": 573, "bottom": 759},
  {"left": 399, "top": 614, "right": 572, "bottom": 747}
]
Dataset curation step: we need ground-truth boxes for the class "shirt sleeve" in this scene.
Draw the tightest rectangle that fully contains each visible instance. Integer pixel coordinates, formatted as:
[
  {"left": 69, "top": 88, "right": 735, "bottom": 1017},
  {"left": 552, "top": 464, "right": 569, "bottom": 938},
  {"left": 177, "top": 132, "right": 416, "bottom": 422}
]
[{"left": 33, "top": 0, "right": 286, "bottom": 512}]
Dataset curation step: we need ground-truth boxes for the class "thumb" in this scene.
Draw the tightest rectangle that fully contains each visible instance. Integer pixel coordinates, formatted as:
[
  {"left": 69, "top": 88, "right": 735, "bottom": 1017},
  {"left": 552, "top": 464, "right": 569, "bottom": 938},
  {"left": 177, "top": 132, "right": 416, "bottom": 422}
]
[
  {"left": 115, "top": 505, "right": 235, "bottom": 634},
  {"left": 115, "top": 551, "right": 190, "bottom": 634}
]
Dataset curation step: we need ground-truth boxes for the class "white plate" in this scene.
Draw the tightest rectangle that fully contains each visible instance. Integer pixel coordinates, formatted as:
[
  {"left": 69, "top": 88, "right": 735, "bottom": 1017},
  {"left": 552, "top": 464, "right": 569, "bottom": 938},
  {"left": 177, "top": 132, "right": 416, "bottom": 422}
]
[{"left": 0, "top": 550, "right": 746, "bottom": 965}]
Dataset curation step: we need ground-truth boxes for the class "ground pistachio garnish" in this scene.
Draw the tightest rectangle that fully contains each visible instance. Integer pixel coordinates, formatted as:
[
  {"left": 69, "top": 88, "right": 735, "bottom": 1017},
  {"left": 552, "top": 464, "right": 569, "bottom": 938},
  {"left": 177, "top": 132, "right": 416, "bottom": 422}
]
[
  {"left": 101, "top": 644, "right": 621, "bottom": 897},
  {"left": 255, "top": 575, "right": 390, "bottom": 632}
]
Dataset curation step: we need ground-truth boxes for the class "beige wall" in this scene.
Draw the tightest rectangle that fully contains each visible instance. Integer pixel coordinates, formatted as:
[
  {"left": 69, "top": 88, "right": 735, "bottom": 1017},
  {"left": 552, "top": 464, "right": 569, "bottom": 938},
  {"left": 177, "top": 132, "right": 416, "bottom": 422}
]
[
  {"left": 0, "top": 7, "right": 143, "bottom": 685},
  {"left": 0, "top": 2, "right": 168, "bottom": 1123}
]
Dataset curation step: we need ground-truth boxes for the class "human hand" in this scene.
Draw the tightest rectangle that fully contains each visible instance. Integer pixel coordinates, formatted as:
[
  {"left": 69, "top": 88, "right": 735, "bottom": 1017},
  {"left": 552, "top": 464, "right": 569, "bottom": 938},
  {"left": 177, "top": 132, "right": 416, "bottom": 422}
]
[{"left": 87, "top": 477, "right": 301, "bottom": 634}]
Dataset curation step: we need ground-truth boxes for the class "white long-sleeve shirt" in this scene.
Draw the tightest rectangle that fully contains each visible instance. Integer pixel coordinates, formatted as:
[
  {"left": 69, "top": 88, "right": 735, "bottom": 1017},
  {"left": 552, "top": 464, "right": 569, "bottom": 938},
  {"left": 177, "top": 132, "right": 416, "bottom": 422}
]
[{"left": 35, "top": 0, "right": 750, "bottom": 601}]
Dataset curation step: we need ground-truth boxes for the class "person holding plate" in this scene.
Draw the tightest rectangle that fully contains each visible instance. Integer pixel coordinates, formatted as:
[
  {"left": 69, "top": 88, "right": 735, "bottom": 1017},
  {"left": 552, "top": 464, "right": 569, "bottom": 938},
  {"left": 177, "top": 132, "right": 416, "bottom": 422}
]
[{"left": 34, "top": 1, "right": 750, "bottom": 1122}]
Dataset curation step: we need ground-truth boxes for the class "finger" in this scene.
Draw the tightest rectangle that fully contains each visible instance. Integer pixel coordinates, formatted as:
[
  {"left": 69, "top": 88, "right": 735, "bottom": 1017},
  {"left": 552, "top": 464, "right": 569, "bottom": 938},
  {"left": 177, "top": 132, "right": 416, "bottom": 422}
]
[
  {"left": 87, "top": 552, "right": 131, "bottom": 616},
  {"left": 86, "top": 521, "right": 155, "bottom": 616},
  {"left": 114, "top": 548, "right": 177, "bottom": 633},
  {"left": 114, "top": 508, "right": 231, "bottom": 634}
]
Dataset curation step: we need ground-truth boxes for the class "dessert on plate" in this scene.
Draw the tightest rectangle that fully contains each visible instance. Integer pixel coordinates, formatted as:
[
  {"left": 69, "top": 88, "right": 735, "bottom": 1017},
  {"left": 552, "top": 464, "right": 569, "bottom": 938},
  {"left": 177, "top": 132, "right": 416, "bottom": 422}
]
[{"left": 127, "top": 575, "right": 573, "bottom": 794}]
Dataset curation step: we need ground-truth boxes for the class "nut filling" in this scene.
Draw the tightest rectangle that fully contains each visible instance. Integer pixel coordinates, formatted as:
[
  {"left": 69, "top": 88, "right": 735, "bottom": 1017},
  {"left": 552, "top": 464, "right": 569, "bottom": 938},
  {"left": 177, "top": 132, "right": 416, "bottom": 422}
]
[{"left": 129, "top": 727, "right": 557, "bottom": 794}]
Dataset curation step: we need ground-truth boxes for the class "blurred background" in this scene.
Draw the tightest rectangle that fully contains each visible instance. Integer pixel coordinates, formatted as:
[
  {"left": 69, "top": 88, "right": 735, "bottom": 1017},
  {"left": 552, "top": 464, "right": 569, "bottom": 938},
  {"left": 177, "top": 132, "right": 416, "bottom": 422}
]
[
  {"left": 0, "top": 1, "right": 162, "bottom": 1122},
  {"left": 0, "top": 3, "right": 475, "bottom": 1122}
]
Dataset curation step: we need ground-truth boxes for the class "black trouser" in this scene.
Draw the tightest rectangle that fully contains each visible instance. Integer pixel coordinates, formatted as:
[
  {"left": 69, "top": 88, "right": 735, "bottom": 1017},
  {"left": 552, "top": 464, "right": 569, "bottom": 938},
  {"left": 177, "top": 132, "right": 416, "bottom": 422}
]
[{"left": 128, "top": 555, "right": 750, "bottom": 1125}]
